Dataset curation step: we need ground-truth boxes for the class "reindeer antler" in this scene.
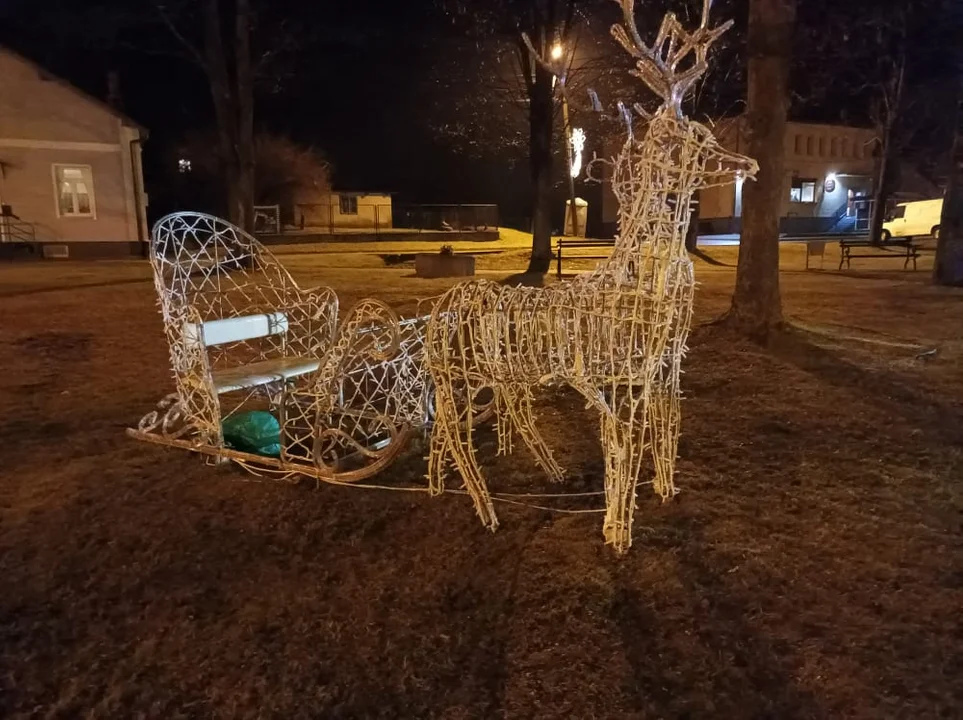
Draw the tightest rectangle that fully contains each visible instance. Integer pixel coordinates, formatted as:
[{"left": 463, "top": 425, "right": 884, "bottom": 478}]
[{"left": 611, "top": 0, "right": 732, "bottom": 116}]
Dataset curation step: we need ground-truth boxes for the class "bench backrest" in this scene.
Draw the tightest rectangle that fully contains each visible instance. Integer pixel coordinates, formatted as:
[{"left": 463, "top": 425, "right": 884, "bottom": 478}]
[{"left": 183, "top": 312, "right": 288, "bottom": 349}]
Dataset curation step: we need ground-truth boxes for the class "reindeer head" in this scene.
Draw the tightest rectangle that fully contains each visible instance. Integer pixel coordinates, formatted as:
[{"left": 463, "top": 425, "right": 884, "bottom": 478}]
[{"left": 610, "top": 0, "right": 758, "bottom": 190}]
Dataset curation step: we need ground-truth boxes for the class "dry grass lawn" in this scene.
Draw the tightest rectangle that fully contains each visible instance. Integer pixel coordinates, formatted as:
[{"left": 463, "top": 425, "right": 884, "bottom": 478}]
[{"left": 0, "top": 245, "right": 961, "bottom": 718}]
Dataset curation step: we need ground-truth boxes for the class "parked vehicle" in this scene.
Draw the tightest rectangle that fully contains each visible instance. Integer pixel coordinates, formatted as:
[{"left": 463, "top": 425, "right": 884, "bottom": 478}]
[{"left": 881, "top": 198, "right": 943, "bottom": 242}]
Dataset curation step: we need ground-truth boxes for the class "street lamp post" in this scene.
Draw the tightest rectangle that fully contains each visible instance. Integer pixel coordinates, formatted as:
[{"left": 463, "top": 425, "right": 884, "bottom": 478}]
[{"left": 552, "top": 42, "right": 580, "bottom": 239}]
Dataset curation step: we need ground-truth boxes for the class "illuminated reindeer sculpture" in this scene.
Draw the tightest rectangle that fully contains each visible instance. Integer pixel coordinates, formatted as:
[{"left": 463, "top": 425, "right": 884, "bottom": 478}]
[{"left": 425, "top": 0, "right": 758, "bottom": 553}]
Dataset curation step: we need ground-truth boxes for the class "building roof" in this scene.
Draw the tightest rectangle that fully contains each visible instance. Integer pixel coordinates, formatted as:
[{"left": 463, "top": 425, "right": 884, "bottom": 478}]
[{"left": 0, "top": 44, "right": 148, "bottom": 135}]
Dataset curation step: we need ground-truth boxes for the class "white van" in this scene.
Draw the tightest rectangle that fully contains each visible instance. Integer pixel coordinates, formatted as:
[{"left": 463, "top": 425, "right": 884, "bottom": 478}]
[{"left": 881, "top": 198, "right": 943, "bottom": 242}]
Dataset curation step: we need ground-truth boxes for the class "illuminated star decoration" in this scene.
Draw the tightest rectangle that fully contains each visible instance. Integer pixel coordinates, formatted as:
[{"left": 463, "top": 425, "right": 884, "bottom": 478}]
[{"left": 570, "top": 127, "right": 586, "bottom": 178}]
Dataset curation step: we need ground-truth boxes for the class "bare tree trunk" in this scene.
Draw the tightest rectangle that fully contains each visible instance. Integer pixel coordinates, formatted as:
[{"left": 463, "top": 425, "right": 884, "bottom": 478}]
[
  {"left": 201, "top": 0, "right": 255, "bottom": 233},
  {"left": 870, "top": 125, "right": 892, "bottom": 242},
  {"left": 235, "top": 0, "right": 255, "bottom": 233},
  {"left": 869, "top": 55, "right": 905, "bottom": 243},
  {"left": 726, "top": 0, "right": 795, "bottom": 338},
  {"left": 685, "top": 192, "right": 700, "bottom": 253},
  {"left": 934, "top": 76, "right": 963, "bottom": 285},
  {"left": 527, "top": 66, "right": 555, "bottom": 274}
]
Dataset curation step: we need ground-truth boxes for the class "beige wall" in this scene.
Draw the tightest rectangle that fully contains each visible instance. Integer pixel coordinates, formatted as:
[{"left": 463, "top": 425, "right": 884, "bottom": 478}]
[
  {"left": 0, "top": 49, "right": 147, "bottom": 243},
  {"left": 296, "top": 192, "right": 393, "bottom": 229},
  {"left": 331, "top": 194, "right": 392, "bottom": 229}
]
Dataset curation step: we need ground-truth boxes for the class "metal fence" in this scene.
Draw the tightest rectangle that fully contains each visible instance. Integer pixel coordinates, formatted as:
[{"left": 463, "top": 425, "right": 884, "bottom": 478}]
[
  {"left": 287, "top": 201, "right": 498, "bottom": 236},
  {"left": 394, "top": 204, "right": 499, "bottom": 233},
  {"left": 294, "top": 200, "right": 393, "bottom": 233},
  {"left": 0, "top": 217, "right": 36, "bottom": 243}
]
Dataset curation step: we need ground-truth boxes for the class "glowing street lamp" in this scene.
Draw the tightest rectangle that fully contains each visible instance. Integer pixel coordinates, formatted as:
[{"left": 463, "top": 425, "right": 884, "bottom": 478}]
[{"left": 551, "top": 43, "right": 563, "bottom": 61}]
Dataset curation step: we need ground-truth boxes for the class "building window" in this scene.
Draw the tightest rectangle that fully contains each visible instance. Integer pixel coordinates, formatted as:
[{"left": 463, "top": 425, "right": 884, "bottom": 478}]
[
  {"left": 842, "top": 138, "right": 851, "bottom": 158},
  {"left": 830, "top": 138, "right": 838, "bottom": 157},
  {"left": 339, "top": 195, "right": 358, "bottom": 215},
  {"left": 806, "top": 136, "right": 814, "bottom": 156},
  {"left": 53, "top": 164, "right": 95, "bottom": 217},
  {"left": 818, "top": 137, "right": 826, "bottom": 156},
  {"left": 790, "top": 178, "right": 817, "bottom": 203},
  {"left": 794, "top": 134, "right": 803, "bottom": 155}
]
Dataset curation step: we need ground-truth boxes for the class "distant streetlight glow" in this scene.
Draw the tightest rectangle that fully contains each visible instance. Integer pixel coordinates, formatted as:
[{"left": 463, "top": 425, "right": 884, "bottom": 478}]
[{"left": 551, "top": 43, "right": 563, "bottom": 61}]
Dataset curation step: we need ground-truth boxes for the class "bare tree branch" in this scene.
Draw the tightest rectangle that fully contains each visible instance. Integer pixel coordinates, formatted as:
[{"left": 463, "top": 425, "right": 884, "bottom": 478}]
[{"left": 155, "top": 2, "right": 207, "bottom": 69}]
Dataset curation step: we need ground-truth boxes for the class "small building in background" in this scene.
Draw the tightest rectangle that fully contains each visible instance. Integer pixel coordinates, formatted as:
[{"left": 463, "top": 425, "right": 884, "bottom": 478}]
[
  {"left": 293, "top": 190, "right": 393, "bottom": 231},
  {"left": 699, "top": 117, "right": 879, "bottom": 235},
  {"left": 0, "top": 45, "right": 148, "bottom": 258}
]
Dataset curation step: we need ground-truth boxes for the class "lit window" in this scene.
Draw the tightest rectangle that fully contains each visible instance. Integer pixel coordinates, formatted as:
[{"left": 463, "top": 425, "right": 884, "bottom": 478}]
[
  {"left": 790, "top": 178, "right": 817, "bottom": 203},
  {"left": 53, "top": 165, "right": 95, "bottom": 217},
  {"left": 339, "top": 195, "right": 358, "bottom": 215},
  {"left": 178, "top": 158, "right": 192, "bottom": 173}
]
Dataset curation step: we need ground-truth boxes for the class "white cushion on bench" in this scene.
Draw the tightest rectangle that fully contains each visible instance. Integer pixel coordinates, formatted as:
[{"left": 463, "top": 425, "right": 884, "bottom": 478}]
[
  {"left": 212, "top": 356, "right": 320, "bottom": 394},
  {"left": 184, "top": 312, "right": 289, "bottom": 348}
]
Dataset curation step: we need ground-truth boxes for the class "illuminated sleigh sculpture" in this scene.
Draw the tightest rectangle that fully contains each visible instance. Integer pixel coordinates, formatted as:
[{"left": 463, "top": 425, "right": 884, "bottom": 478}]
[{"left": 128, "top": 212, "right": 490, "bottom": 482}]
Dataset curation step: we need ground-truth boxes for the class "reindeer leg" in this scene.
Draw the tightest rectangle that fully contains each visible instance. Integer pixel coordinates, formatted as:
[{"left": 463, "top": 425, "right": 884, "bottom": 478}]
[
  {"left": 433, "top": 374, "right": 499, "bottom": 532},
  {"left": 426, "top": 406, "right": 451, "bottom": 497},
  {"left": 648, "top": 377, "right": 681, "bottom": 500},
  {"left": 504, "top": 386, "right": 565, "bottom": 483},
  {"left": 600, "top": 411, "right": 649, "bottom": 554}
]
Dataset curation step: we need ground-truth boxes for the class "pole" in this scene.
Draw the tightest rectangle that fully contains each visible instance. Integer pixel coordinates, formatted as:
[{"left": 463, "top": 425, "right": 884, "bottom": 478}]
[{"left": 561, "top": 90, "right": 580, "bottom": 238}]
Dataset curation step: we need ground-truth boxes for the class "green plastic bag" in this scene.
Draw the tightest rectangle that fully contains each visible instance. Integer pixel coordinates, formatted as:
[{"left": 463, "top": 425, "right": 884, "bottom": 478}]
[{"left": 222, "top": 410, "right": 281, "bottom": 458}]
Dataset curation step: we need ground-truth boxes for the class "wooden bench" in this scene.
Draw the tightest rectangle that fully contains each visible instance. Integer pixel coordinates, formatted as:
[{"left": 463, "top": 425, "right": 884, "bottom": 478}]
[
  {"left": 555, "top": 238, "right": 616, "bottom": 279},
  {"left": 839, "top": 238, "right": 920, "bottom": 270}
]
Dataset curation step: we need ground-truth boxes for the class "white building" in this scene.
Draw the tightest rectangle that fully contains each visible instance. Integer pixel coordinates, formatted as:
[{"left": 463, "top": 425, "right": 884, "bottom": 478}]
[
  {"left": 0, "top": 45, "right": 148, "bottom": 257},
  {"left": 699, "top": 117, "right": 879, "bottom": 235}
]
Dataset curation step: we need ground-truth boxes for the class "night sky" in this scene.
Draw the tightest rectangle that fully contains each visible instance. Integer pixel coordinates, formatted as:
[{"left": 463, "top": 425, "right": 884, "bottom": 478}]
[{"left": 0, "top": 0, "right": 958, "bottom": 227}]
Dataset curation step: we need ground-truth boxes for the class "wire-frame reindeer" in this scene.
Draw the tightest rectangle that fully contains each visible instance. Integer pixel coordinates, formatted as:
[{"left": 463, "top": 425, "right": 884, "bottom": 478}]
[{"left": 424, "top": 0, "right": 758, "bottom": 553}]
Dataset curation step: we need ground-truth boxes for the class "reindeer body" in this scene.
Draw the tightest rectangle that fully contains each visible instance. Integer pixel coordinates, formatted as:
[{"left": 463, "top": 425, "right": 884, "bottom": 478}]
[{"left": 425, "top": 1, "right": 757, "bottom": 553}]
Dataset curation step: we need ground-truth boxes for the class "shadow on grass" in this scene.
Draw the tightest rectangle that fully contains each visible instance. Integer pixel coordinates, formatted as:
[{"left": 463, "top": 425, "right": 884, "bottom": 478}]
[
  {"left": 500, "top": 272, "right": 546, "bottom": 287},
  {"left": 0, "top": 276, "right": 151, "bottom": 299},
  {"left": 769, "top": 326, "right": 963, "bottom": 446},
  {"left": 689, "top": 247, "right": 735, "bottom": 267},
  {"left": 611, "top": 519, "right": 824, "bottom": 717}
]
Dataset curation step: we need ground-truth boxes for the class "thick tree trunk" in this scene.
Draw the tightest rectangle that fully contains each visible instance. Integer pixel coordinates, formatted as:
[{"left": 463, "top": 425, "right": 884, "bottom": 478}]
[
  {"left": 934, "top": 78, "right": 963, "bottom": 285},
  {"left": 527, "top": 67, "right": 555, "bottom": 274},
  {"left": 726, "top": 0, "right": 795, "bottom": 338}
]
